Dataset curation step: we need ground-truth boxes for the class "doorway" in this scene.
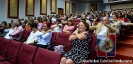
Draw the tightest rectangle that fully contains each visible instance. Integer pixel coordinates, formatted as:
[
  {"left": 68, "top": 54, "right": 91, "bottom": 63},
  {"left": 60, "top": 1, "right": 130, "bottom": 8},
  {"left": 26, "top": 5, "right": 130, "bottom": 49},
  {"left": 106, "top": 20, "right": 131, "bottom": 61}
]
[
  {"left": 58, "top": 8, "right": 64, "bottom": 15},
  {"left": 91, "top": 3, "right": 97, "bottom": 11}
]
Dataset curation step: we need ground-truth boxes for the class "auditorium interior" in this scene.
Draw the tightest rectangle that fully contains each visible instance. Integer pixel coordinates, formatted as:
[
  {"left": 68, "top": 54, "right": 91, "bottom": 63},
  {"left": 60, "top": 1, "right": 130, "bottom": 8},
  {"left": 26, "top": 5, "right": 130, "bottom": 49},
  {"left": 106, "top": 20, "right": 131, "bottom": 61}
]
[{"left": 0, "top": 0, "right": 133, "bottom": 64}]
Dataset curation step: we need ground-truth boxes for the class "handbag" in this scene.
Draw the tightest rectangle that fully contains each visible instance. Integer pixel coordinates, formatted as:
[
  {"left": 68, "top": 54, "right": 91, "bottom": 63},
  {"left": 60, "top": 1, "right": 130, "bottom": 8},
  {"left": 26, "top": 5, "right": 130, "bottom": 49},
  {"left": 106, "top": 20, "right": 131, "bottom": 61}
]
[{"left": 46, "top": 43, "right": 55, "bottom": 51}]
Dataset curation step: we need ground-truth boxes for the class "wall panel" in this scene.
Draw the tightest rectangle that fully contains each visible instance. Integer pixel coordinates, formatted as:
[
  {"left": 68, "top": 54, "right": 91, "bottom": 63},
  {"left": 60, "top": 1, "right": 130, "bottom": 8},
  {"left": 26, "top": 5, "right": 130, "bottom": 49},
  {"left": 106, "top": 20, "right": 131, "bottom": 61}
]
[
  {"left": 26, "top": 0, "right": 35, "bottom": 16},
  {"left": 8, "top": 0, "right": 19, "bottom": 19},
  {"left": 40, "top": 0, "right": 47, "bottom": 15}
]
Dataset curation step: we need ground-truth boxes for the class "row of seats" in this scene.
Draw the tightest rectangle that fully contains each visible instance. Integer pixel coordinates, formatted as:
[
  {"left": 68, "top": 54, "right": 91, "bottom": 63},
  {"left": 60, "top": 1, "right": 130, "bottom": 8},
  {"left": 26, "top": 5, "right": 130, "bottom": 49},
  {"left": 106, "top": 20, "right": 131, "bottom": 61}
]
[
  {"left": 0, "top": 31, "right": 97, "bottom": 64},
  {"left": 0, "top": 37, "right": 62, "bottom": 64}
]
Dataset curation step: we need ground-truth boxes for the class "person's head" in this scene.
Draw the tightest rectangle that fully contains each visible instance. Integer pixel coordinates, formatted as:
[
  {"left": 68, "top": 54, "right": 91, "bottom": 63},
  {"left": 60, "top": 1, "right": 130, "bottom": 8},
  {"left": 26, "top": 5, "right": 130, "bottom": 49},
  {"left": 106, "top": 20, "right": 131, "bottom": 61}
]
[
  {"left": 11, "top": 22, "right": 16, "bottom": 29},
  {"left": 103, "top": 17, "right": 110, "bottom": 24},
  {"left": 1, "top": 21, "right": 7, "bottom": 28},
  {"left": 22, "top": 18, "right": 24, "bottom": 21},
  {"left": 30, "top": 23, "right": 37, "bottom": 31},
  {"left": 16, "top": 20, "right": 21, "bottom": 26},
  {"left": 11, "top": 20, "right": 14, "bottom": 24},
  {"left": 78, "top": 20, "right": 89, "bottom": 32},
  {"left": 67, "top": 19, "right": 74, "bottom": 26},
  {"left": 118, "top": 12, "right": 123, "bottom": 18},
  {"left": 43, "top": 23, "right": 51, "bottom": 31},
  {"left": 21, "top": 21, "right": 25, "bottom": 25},
  {"left": 105, "top": 13, "right": 110, "bottom": 17},
  {"left": 112, "top": 14, "right": 118, "bottom": 21},
  {"left": 34, "top": 17, "right": 36, "bottom": 20},
  {"left": 34, "top": 20, "right": 38, "bottom": 23},
  {"left": 6, "top": 23, "right": 11, "bottom": 28},
  {"left": 56, "top": 19, "right": 61, "bottom": 24},
  {"left": 123, "top": 11, "right": 127, "bottom": 15},
  {"left": 47, "top": 19, "right": 51, "bottom": 26}
]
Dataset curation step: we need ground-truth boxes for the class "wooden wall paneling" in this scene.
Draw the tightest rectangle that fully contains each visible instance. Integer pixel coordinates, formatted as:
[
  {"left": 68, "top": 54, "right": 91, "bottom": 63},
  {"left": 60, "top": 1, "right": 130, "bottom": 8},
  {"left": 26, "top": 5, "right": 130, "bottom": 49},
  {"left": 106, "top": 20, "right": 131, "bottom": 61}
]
[
  {"left": 65, "top": 1, "right": 70, "bottom": 15},
  {"left": 50, "top": 0, "right": 57, "bottom": 14},
  {"left": 72, "top": 3, "right": 76, "bottom": 14},
  {"left": 26, "top": 0, "right": 35, "bottom": 16},
  {"left": 40, "top": 0, "right": 47, "bottom": 15},
  {"left": 8, "top": 0, "right": 19, "bottom": 19}
]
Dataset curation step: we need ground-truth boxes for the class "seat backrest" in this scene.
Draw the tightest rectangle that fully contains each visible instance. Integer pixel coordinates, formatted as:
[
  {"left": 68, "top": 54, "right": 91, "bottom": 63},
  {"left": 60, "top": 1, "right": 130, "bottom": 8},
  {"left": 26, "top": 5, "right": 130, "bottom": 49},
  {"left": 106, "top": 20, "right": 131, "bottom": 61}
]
[
  {"left": 17, "top": 44, "right": 37, "bottom": 64},
  {"left": 22, "top": 30, "right": 32, "bottom": 38},
  {"left": 6, "top": 40, "right": 22, "bottom": 64},
  {"left": 51, "top": 32, "right": 57, "bottom": 44},
  {"left": 54, "top": 33, "right": 72, "bottom": 46},
  {"left": 33, "top": 48, "right": 62, "bottom": 64},
  {"left": 54, "top": 33, "right": 72, "bottom": 52},
  {"left": 0, "top": 37, "right": 3, "bottom": 45},
  {"left": 0, "top": 38, "right": 10, "bottom": 57},
  {"left": 74, "top": 22, "right": 80, "bottom": 26},
  {"left": 74, "top": 19, "right": 80, "bottom": 22},
  {"left": 88, "top": 34, "right": 96, "bottom": 59}
]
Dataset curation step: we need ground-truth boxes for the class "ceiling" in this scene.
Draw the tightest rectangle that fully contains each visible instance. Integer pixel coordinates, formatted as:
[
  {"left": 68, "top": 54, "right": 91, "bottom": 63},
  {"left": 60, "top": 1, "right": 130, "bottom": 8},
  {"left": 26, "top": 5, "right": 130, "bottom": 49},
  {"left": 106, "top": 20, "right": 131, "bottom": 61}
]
[{"left": 69, "top": 0, "right": 103, "bottom": 2}]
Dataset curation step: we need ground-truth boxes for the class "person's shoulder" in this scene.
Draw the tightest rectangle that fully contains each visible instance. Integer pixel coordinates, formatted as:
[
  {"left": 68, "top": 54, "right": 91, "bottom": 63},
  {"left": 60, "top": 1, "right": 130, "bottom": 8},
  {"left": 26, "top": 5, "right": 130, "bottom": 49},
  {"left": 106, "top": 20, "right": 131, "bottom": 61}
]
[
  {"left": 36, "top": 31, "right": 42, "bottom": 34},
  {"left": 64, "top": 25, "right": 68, "bottom": 27},
  {"left": 36, "top": 30, "right": 41, "bottom": 33},
  {"left": 84, "top": 32, "right": 91, "bottom": 37},
  {"left": 96, "top": 22, "right": 103, "bottom": 26},
  {"left": 59, "top": 23, "right": 62, "bottom": 25}
]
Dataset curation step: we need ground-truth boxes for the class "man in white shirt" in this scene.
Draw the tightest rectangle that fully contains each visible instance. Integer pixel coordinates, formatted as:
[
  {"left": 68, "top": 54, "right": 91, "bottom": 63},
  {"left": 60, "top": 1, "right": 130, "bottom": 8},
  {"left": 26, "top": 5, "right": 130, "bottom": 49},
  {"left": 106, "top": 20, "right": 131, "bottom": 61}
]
[{"left": 24, "top": 23, "right": 41, "bottom": 44}]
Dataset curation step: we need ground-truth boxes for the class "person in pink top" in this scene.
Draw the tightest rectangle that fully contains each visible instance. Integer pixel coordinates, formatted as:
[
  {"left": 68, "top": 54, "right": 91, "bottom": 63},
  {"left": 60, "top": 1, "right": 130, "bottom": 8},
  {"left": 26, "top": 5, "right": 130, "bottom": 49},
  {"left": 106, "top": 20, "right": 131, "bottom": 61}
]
[
  {"left": 9, "top": 21, "right": 24, "bottom": 40},
  {"left": 63, "top": 19, "right": 75, "bottom": 33}
]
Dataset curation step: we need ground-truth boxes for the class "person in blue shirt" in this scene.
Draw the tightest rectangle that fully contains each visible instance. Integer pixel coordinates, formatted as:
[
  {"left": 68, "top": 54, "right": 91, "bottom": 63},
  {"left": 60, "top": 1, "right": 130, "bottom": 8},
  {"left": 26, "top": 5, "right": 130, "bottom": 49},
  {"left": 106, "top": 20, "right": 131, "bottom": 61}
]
[
  {"left": 3, "top": 23, "right": 11, "bottom": 36},
  {"left": 31, "top": 23, "right": 52, "bottom": 49}
]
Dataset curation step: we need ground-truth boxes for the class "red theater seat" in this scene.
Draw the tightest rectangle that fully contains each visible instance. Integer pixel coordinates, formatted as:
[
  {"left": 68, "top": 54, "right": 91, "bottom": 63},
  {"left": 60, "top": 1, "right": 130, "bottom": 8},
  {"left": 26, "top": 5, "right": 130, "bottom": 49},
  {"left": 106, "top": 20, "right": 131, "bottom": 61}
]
[
  {"left": 33, "top": 48, "right": 62, "bottom": 64},
  {"left": 0, "top": 40, "right": 22, "bottom": 64},
  {"left": 54, "top": 33, "right": 72, "bottom": 45},
  {"left": 16, "top": 44, "right": 37, "bottom": 64},
  {"left": 0, "top": 37, "right": 3, "bottom": 44},
  {"left": 74, "top": 19, "right": 80, "bottom": 22},
  {"left": 0, "top": 38, "right": 10, "bottom": 58},
  {"left": 22, "top": 30, "right": 32, "bottom": 39},
  {"left": 20, "top": 30, "right": 32, "bottom": 42},
  {"left": 54, "top": 33, "right": 72, "bottom": 52},
  {"left": 88, "top": 34, "right": 96, "bottom": 59},
  {"left": 51, "top": 32, "right": 57, "bottom": 44},
  {"left": 74, "top": 22, "right": 80, "bottom": 26},
  {"left": 74, "top": 19, "right": 80, "bottom": 26},
  {"left": 124, "top": 18, "right": 129, "bottom": 22}
]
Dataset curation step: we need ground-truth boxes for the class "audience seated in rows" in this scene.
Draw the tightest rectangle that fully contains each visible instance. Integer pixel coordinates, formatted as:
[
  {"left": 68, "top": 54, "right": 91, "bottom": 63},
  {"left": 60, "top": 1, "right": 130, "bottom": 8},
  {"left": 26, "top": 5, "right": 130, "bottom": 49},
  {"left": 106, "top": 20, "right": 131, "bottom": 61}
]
[
  {"left": 0, "top": 8, "right": 133, "bottom": 64},
  {"left": 111, "top": 14, "right": 133, "bottom": 35}
]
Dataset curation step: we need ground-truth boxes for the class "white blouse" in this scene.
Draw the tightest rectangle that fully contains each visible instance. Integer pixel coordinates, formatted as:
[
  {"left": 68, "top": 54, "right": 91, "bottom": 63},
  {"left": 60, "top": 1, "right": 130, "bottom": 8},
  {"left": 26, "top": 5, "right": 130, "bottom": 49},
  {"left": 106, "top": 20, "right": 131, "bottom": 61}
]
[
  {"left": 26, "top": 31, "right": 41, "bottom": 44},
  {"left": 52, "top": 24, "right": 62, "bottom": 32},
  {"left": 5, "top": 28, "right": 14, "bottom": 39}
]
